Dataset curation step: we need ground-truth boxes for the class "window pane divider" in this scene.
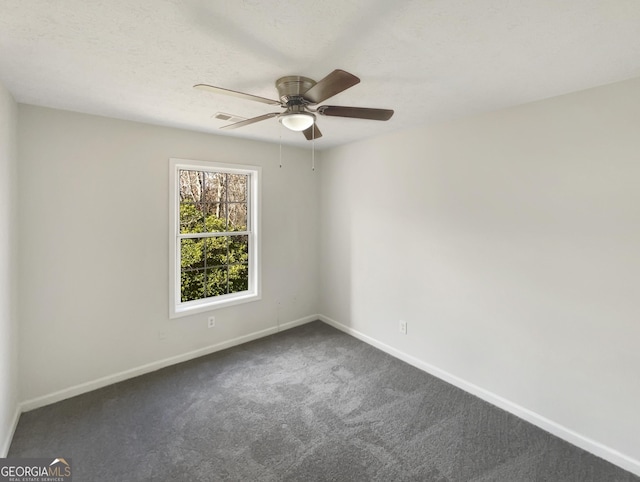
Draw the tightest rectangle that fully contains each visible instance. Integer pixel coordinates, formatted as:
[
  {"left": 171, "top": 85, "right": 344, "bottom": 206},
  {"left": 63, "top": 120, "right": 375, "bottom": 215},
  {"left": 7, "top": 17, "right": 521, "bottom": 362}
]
[{"left": 178, "top": 231, "right": 250, "bottom": 239}]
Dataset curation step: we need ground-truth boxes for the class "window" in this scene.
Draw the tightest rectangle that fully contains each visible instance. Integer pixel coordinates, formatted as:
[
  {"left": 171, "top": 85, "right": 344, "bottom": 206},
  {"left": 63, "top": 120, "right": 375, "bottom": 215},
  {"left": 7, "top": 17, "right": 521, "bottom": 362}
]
[{"left": 169, "top": 158, "right": 260, "bottom": 317}]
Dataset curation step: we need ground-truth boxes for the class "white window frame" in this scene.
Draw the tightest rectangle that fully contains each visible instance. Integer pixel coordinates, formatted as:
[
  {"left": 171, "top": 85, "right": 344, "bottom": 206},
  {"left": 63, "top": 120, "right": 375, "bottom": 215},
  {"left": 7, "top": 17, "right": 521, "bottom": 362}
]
[{"left": 169, "top": 158, "right": 261, "bottom": 318}]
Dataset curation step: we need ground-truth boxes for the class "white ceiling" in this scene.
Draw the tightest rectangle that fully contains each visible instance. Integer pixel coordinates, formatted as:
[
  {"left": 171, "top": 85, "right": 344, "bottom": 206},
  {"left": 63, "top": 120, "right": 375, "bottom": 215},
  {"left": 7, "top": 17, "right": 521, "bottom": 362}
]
[{"left": 2, "top": 0, "right": 640, "bottom": 149}]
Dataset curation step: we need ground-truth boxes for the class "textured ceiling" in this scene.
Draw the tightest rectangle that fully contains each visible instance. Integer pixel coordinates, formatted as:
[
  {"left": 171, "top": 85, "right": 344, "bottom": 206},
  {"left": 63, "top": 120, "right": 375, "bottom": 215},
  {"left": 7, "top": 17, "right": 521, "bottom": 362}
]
[{"left": 2, "top": 0, "right": 640, "bottom": 149}]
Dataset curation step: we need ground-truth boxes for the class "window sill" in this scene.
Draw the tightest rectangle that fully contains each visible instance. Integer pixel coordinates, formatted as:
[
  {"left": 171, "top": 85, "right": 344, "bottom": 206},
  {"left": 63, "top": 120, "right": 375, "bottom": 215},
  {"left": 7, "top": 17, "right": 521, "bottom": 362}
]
[{"left": 170, "top": 291, "right": 261, "bottom": 319}]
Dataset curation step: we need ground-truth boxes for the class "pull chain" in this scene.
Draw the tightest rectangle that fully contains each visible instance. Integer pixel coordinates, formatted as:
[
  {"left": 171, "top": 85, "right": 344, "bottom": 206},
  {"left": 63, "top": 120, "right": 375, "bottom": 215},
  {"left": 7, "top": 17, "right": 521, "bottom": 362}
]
[
  {"left": 279, "top": 122, "right": 283, "bottom": 168},
  {"left": 312, "top": 124, "right": 315, "bottom": 171}
]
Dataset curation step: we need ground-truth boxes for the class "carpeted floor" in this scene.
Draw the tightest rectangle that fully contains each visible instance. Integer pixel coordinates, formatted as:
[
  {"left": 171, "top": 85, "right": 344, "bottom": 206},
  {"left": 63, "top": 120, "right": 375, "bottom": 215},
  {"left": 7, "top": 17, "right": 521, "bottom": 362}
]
[{"left": 9, "top": 321, "right": 640, "bottom": 481}]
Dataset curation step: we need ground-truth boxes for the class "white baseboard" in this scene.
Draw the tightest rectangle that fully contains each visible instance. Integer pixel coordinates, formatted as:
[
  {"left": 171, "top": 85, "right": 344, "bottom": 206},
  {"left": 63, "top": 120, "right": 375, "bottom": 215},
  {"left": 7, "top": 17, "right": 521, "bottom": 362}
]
[
  {"left": 21, "top": 315, "right": 319, "bottom": 413},
  {"left": 16, "top": 313, "right": 637, "bottom": 476},
  {"left": 1, "top": 404, "right": 21, "bottom": 457},
  {"left": 278, "top": 314, "right": 318, "bottom": 332},
  {"left": 318, "top": 314, "right": 640, "bottom": 477}
]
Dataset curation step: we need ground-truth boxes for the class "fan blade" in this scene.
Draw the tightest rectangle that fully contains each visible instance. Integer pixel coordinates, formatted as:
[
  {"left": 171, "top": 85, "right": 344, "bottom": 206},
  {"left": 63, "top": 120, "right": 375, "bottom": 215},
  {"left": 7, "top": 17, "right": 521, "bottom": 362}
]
[
  {"left": 220, "top": 113, "right": 280, "bottom": 130},
  {"left": 194, "top": 84, "right": 281, "bottom": 106},
  {"left": 302, "top": 124, "right": 322, "bottom": 140},
  {"left": 317, "top": 105, "right": 394, "bottom": 121},
  {"left": 302, "top": 70, "right": 360, "bottom": 104}
]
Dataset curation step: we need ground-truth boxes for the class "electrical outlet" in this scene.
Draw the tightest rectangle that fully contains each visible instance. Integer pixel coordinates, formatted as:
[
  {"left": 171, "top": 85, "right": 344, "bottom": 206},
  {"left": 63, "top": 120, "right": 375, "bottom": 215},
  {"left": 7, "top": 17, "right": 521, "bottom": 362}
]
[
  {"left": 207, "top": 316, "right": 216, "bottom": 328},
  {"left": 399, "top": 320, "right": 407, "bottom": 335}
]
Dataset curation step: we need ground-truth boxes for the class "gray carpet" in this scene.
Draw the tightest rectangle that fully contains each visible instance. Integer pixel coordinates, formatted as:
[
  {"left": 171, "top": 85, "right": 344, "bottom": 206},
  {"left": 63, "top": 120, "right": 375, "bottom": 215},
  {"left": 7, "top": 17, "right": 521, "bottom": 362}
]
[{"left": 9, "top": 321, "right": 640, "bottom": 481}]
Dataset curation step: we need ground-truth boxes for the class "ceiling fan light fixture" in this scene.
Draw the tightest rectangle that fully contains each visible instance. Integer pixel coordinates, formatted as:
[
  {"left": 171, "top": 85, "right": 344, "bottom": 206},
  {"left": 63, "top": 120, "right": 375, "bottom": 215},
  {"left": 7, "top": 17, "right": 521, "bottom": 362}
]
[
  {"left": 196, "top": 70, "right": 392, "bottom": 142},
  {"left": 279, "top": 112, "right": 315, "bottom": 131}
]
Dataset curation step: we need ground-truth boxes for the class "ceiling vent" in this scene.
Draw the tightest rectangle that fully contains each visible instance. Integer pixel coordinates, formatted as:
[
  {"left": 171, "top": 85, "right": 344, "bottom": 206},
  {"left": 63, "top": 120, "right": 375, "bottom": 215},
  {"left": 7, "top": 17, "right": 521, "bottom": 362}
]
[{"left": 212, "top": 112, "right": 246, "bottom": 124}]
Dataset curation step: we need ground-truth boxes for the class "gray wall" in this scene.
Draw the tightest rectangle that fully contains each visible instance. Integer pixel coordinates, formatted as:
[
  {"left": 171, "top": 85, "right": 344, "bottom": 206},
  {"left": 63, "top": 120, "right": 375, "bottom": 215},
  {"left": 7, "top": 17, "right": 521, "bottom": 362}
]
[
  {"left": 319, "top": 76, "right": 640, "bottom": 468},
  {"left": 0, "top": 82, "right": 18, "bottom": 456},
  {"left": 17, "top": 106, "right": 320, "bottom": 404}
]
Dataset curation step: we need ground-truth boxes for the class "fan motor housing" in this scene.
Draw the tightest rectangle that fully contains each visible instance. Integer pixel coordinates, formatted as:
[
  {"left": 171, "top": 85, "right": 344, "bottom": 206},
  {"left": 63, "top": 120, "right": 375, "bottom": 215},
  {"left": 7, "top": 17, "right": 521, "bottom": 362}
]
[{"left": 276, "top": 76, "right": 316, "bottom": 105}]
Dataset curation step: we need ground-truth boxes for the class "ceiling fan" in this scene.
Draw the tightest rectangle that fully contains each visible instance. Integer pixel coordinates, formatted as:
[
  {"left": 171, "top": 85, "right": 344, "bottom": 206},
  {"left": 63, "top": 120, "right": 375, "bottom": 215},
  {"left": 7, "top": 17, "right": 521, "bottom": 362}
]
[{"left": 194, "top": 69, "right": 394, "bottom": 140}]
